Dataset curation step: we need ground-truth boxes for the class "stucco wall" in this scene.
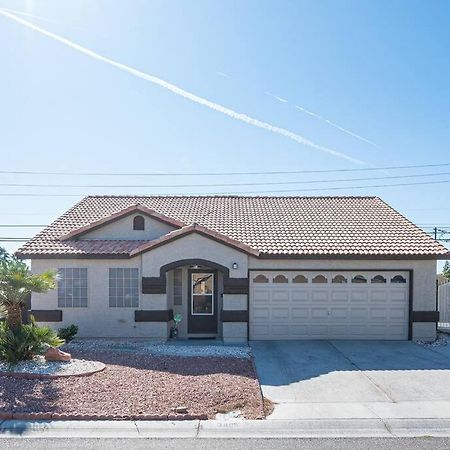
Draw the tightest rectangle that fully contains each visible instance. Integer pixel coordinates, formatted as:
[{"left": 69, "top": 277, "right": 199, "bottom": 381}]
[
  {"left": 30, "top": 257, "right": 165, "bottom": 338},
  {"left": 141, "top": 233, "right": 248, "bottom": 278},
  {"left": 82, "top": 214, "right": 176, "bottom": 241}
]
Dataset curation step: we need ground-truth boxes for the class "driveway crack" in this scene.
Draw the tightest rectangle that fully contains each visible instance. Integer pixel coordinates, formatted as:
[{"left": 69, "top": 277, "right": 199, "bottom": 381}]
[{"left": 327, "top": 341, "right": 396, "bottom": 403}]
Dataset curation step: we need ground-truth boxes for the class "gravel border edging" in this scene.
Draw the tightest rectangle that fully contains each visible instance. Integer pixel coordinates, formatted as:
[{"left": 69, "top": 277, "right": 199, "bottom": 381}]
[
  {"left": 0, "top": 362, "right": 106, "bottom": 380},
  {"left": 0, "top": 412, "right": 208, "bottom": 421}
]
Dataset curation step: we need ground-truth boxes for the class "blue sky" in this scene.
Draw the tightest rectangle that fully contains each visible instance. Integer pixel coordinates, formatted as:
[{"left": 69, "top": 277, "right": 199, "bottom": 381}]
[{"left": 0, "top": 0, "right": 449, "bottom": 267}]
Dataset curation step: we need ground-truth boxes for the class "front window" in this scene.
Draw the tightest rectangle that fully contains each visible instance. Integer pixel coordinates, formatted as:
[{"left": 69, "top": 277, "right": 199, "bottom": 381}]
[
  {"left": 109, "top": 268, "right": 139, "bottom": 307},
  {"left": 191, "top": 272, "right": 214, "bottom": 315},
  {"left": 58, "top": 268, "right": 88, "bottom": 307}
]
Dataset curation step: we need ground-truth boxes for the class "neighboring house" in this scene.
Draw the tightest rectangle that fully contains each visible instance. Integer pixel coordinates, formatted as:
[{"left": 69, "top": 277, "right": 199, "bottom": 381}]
[
  {"left": 438, "top": 274, "right": 449, "bottom": 286},
  {"left": 16, "top": 195, "right": 449, "bottom": 342}
]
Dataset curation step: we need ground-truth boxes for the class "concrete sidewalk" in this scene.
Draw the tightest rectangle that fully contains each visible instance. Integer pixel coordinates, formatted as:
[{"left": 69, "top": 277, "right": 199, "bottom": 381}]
[{"left": 3, "top": 417, "right": 450, "bottom": 439}]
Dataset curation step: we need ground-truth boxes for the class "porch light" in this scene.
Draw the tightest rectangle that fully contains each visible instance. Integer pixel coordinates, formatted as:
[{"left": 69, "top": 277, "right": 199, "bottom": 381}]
[{"left": 232, "top": 262, "right": 238, "bottom": 270}]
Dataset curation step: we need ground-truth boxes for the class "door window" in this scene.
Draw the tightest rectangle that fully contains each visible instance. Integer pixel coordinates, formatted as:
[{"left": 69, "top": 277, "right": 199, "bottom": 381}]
[{"left": 191, "top": 273, "right": 214, "bottom": 315}]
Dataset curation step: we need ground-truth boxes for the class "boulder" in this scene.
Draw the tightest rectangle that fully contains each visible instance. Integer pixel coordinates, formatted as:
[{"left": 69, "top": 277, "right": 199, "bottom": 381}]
[{"left": 44, "top": 347, "right": 71, "bottom": 362}]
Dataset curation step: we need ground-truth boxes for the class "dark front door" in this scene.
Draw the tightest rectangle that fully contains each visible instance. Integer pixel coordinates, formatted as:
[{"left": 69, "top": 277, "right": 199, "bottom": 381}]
[{"left": 188, "top": 270, "right": 218, "bottom": 334}]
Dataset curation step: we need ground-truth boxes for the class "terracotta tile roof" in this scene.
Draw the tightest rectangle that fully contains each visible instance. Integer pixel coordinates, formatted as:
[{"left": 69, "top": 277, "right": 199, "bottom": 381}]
[{"left": 16, "top": 195, "right": 450, "bottom": 259}]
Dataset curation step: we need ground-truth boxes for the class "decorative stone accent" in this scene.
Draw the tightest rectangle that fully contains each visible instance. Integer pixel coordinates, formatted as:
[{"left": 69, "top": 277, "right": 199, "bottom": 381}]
[{"left": 44, "top": 347, "right": 71, "bottom": 362}]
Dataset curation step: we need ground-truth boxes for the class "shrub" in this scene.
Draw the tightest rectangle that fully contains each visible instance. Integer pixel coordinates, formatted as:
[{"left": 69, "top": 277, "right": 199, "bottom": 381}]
[
  {"left": 58, "top": 324, "right": 78, "bottom": 343},
  {"left": 0, "top": 319, "right": 64, "bottom": 365}
]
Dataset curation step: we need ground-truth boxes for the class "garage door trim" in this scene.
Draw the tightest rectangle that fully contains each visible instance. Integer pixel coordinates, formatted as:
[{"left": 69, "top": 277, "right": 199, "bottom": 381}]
[{"left": 248, "top": 268, "right": 413, "bottom": 340}]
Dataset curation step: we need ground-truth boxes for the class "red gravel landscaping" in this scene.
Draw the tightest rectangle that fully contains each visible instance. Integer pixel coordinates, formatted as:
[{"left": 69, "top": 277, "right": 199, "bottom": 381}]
[{"left": 0, "top": 350, "right": 264, "bottom": 420}]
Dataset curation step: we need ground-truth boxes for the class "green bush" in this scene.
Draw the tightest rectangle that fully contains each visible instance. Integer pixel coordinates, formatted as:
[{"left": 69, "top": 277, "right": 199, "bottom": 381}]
[
  {"left": 57, "top": 324, "right": 78, "bottom": 343},
  {"left": 0, "top": 319, "right": 64, "bottom": 365}
]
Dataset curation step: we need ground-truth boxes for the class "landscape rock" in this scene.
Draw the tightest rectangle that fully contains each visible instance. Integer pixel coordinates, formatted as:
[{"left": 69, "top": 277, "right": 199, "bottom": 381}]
[{"left": 44, "top": 347, "right": 72, "bottom": 362}]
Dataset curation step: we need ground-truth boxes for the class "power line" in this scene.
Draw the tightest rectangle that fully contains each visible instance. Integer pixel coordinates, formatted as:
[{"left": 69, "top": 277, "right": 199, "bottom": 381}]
[
  {"left": 0, "top": 225, "right": 48, "bottom": 227},
  {"left": 1, "top": 170, "right": 450, "bottom": 189},
  {"left": 0, "top": 162, "right": 450, "bottom": 177}
]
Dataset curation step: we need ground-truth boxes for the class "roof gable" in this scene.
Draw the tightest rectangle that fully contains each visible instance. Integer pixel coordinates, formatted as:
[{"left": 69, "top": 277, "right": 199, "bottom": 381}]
[
  {"left": 60, "top": 204, "right": 185, "bottom": 241},
  {"left": 129, "top": 223, "right": 260, "bottom": 257}
]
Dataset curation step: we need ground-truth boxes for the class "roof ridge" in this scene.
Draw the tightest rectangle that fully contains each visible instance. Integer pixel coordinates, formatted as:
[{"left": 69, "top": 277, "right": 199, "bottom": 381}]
[{"left": 84, "top": 194, "right": 378, "bottom": 199}]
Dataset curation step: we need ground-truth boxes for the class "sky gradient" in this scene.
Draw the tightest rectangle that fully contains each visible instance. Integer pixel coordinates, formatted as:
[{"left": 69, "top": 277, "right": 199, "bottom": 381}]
[{"left": 0, "top": 0, "right": 449, "bottom": 268}]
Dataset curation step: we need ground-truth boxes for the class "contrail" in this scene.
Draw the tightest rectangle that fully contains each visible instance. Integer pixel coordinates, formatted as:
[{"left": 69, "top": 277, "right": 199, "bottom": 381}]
[
  {"left": 294, "top": 104, "right": 323, "bottom": 119},
  {"left": 0, "top": 8, "right": 365, "bottom": 165},
  {"left": 266, "top": 92, "right": 288, "bottom": 103},
  {"left": 324, "top": 119, "right": 379, "bottom": 147},
  {"left": 216, "top": 71, "right": 231, "bottom": 78}
]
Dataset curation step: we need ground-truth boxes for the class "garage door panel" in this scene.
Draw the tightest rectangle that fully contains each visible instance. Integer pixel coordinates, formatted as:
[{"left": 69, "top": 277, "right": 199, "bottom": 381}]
[
  {"left": 292, "top": 290, "right": 309, "bottom": 301},
  {"left": 250, "top": 271, "right": 409, "bottom": 340},
  {"left": 311, "top": 290, "right": 329, "bottom": 302},
  {"left": 271, "top": 308, "right": 290, "bottom": 319},
  {"left": 291, "top": 307, "right": 309, "bottom": 319},
  {"left": 272, "top": 290, "right": 290, "bottom": 301}
]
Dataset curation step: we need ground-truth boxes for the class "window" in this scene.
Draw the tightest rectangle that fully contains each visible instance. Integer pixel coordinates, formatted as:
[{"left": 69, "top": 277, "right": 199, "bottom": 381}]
[
  {"left": 253, "top": 274, "right": 269, "bottom": 283},
  {"left": 58, "top": 268, "right": 88, "bottom": 308},
  {"left": 312, "top": 274, "right": 327, "bottom": 283},
  {"left": 173, "top": 269, "right": 183, "bottom": 306},
  {"left": 371, "top": 275, "right": 387, "bottom": 284},
  {"left": 273, "top": 274, "right": 288, "bottom": 283},
  {"left": 191, "top": 272, "right": 214, "bottom": 315},
  {"left": 133, "top": 215, "right": 145, "bottom": 230},
  {"left": 332, "top": 275, "right": 348, "bottom": 284},
  {"left": 293, "top": 274, "right": 308, "bottom": 283},
  {"left": 391, "top": 275, "right": 407, "bottom": 284},
  {"left": 109, "top": 268, "right": 139, "bottom": 307},
  {"left": 352, "top": 275, "right": 367, "bottom": 284}
]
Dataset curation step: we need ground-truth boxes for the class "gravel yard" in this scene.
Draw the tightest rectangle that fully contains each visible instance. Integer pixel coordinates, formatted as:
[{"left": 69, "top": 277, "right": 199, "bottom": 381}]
[{"left": 0, "top": 345, "right": 264, "bottom": 420}]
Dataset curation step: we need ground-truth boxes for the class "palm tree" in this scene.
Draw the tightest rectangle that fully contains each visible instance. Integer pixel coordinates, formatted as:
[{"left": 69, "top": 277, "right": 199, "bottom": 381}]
[{"left": 0, "top": 258, "right": 57, "bottom": 331}]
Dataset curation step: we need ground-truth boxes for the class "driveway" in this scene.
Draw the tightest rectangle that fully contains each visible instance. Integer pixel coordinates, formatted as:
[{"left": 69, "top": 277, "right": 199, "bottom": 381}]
[{"left": 251, "top": 340, "right": 450, "bottom": 420}]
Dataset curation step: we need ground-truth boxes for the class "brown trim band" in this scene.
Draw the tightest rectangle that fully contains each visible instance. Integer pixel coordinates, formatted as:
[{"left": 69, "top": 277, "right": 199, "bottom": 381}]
[
  {"left": 142, "top": 277, "right": 166, "bottom": 294},
  {"left": 221, "top": 310, "right": 248, "bottom": 322},
  {"left": 29, "top": 310, "right": 63, "bottom": 322},
  {"left": 412, "top": 311, "right": 439, "bottom": 323},
  {"left": 223, "top": 278, "right": 249, "bottom": 295},
  {"left": 134, "top": 310, "right": 173, "bottom": 322}
]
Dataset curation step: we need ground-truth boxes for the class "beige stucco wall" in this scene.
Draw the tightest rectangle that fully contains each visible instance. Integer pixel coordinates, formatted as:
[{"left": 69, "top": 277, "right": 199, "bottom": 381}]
[
  {"left": 141, "top": 233, "right": 248, "bottom": 278},
  {"left": 82, "top": 214, "right": 176, "bottom": 241}
]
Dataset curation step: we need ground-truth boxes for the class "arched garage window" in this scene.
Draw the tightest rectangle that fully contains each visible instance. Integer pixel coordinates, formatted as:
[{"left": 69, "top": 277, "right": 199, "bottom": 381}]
[
  {"left": 312, "top": 275, "right": 327, "bottom": 284},
  {"left": 273, "top": 274, "right": 288, "bottom": 283},
  {"left": 133, "top": 215, "right": 145, "bottom": 230},
  {"left": 352, "top": 275, "right": 367, "bottom": 284},
  {"left": 293, "top": 274, "right": 308, "bottom": 283},
  {"left": 371, "top": 275, "right": 387, "bottom": 284},
  {"left": 391, "top": 275, "right": 407, "bottom": 284},
  {"left": 253, "top": 274, "right": 269, "bottom": 283},
  {"left": 332, "top": 275, "right": 347, "bottom": 284}
]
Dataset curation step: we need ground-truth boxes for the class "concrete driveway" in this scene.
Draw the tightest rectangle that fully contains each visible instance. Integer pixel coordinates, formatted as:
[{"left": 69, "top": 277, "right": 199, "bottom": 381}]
[{"left": 251, "top": 340, "right": 450, "bottom": 420}]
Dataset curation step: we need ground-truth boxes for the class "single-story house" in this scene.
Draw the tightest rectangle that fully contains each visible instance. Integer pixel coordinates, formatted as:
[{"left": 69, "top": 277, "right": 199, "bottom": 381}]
[{"left": 16, "top": 195, "right": 449, "bottom": 342}]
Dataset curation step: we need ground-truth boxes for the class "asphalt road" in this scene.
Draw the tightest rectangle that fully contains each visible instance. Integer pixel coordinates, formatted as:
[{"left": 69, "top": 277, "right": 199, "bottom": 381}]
[{"left": 2, "top": 438, "right": 450, "bottom": 449}]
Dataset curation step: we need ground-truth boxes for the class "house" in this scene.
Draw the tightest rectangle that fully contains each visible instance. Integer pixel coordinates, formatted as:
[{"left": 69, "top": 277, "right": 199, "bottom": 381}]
[{"left": 16, "top": 195, "right": 449, "bottom": 342}]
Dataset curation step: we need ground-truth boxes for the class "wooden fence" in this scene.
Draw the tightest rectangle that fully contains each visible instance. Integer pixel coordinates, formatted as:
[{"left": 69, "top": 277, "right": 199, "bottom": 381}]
[{"left": 438, "top": 282, "right": 450, "bottom": 327}]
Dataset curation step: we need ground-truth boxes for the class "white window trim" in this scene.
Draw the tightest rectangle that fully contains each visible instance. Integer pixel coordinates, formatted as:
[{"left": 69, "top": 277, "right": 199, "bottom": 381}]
[
  {"left": 191, "top": 272, "right": 214, "bottom": 316},
  {"left": 57, "top": 267, "right": 89, "bottom": 308},
  {"left": 108, "top": 267, "right": 140, "bottom": 308}
]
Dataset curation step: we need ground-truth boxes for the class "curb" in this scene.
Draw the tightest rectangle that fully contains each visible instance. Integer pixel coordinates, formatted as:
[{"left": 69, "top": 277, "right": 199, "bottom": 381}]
[{"left": 0, "top": 412, "right": 208, "bottom": 421}]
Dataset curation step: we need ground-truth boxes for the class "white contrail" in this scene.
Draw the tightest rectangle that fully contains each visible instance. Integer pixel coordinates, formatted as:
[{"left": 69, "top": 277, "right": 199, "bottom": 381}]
[
  {"left": 324, "top": 119, "right": 379, "bottom": 147},
  {"left": 294, "top": 104, "right": 323, "bottom": 119},
  {"left": 0, "top": 8, "right": 366, "bottom": 165},
  {"left": 266, "top": 92, "right": 288, "bottom": 103},
  {"left": 294, "top": 104, "right": 378, "bottom": 147},
  {"left": 216, "top": 71, "right": 231, "bottom": 78}
]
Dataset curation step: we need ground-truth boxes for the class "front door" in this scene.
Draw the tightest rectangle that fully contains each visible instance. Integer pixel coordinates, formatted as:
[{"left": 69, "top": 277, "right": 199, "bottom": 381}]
[{"left": 188, "top": 270, "right": 218, "bottom": 335}]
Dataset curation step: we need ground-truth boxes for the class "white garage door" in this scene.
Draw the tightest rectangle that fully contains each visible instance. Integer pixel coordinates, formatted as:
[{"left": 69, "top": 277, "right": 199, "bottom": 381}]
[{"left": 249, "top": 271, "right": 409, "bottom": 340}]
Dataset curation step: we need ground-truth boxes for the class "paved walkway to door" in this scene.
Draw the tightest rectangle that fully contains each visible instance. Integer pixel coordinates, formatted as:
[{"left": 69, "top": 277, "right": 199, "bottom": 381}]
[{"left": 251, "top": 340, "right": 450, "bottom": 420}]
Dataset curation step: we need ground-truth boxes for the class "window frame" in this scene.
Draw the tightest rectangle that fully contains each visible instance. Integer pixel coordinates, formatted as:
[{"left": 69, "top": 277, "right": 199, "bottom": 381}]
[
  {"left": 109, "top": 267, "right": 140, "bottom": 308},
  {"left": 57, "top": 267, "right": 88, "bottom": 308},
  {"left": 133, "top": 215, "right": 145, "bottom": 231},
  {"left": 191, "top": 272, "right": 214, "bottom": 316}
]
